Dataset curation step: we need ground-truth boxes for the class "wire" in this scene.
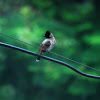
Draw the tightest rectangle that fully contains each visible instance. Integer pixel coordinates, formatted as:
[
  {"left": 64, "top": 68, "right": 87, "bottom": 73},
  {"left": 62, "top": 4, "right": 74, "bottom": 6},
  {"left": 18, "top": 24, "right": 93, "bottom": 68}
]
[
  {"left": 50, "top": 51, "right": 100, "bottom": 72},
  {"left": 0, "top": 42, "right": 100, "bottom": 79},
  {"left": 0, "top": 33, "right": 39, "bottom": 48},
  {"left": 0, "top": 32, "right": 100, "bottom": 72}
]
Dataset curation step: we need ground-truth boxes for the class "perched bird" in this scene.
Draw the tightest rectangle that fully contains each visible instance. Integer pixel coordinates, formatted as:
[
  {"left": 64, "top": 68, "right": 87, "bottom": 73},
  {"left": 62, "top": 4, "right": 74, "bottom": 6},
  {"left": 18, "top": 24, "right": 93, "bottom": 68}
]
[{"left": 36, "top": 31, "right": 56, "bottom": 62}]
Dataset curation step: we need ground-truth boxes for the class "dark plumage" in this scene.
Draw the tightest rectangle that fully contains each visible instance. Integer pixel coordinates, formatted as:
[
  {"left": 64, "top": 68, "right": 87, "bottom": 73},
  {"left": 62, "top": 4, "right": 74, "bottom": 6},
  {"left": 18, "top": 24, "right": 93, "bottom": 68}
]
[
  {"left": 39, "top": 41, "right": 51, "bottom": 52},
  {"left": 43, "top": 31, "right": 51, "bottom": 38}
]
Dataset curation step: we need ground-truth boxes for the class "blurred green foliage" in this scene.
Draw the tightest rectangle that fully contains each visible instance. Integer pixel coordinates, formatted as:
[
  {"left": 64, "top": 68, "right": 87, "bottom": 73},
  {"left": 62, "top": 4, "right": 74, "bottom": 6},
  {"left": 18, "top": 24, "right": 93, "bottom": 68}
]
[{"left": 0, "top": 0, "right": 100, "bottom": 100}]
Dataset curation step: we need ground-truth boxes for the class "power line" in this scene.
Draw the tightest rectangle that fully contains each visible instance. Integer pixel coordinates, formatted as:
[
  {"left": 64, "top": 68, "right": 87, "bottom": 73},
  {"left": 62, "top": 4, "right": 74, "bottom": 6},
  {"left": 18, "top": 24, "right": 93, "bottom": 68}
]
[
  {"left": 0, "top": 33, "right": 39, "bottom": 48},
  {"left": 0, "top": 42, "right": 100, "bottom": 79},
  {"left": 0, "top": 32, "right": 100, "bottom": 72},
  {"left": 50, "top": 51, "right": 100, "bottom": 72}
]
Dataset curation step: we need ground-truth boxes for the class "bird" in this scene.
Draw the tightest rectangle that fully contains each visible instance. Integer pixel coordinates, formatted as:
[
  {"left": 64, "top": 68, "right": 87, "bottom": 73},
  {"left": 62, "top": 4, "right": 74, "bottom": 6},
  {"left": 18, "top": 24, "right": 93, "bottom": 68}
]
[{"left": 36, "top": 31, "right": 56, "bottom": 62}]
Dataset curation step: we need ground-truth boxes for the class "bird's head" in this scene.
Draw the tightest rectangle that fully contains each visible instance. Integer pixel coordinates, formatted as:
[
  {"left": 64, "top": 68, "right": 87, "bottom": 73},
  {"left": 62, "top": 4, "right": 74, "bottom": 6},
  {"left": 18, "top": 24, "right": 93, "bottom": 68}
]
[{"left": 43, "top": 31, "right": 53, "bottom": 38}]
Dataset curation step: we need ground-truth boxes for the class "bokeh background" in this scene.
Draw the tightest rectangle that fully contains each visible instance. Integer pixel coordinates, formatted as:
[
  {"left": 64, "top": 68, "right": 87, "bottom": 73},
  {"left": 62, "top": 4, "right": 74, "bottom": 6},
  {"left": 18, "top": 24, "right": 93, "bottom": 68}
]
[{"left": 0, "top": 0, "right": 100, "bottom": 100}]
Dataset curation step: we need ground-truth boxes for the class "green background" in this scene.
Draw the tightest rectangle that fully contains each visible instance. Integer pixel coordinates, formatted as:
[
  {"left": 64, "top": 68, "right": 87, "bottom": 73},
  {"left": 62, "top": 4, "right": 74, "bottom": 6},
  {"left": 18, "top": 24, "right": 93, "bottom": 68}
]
[{"left": 0, "top": 0, "right": 100, "bottom": 100}]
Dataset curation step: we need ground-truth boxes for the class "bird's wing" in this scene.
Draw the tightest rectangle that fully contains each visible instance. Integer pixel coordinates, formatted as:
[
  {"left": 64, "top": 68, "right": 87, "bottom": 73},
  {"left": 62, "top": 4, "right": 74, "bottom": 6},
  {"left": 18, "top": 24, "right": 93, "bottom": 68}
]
[{"left": 39, "top": 40, "right": 51, "bottom": 51}]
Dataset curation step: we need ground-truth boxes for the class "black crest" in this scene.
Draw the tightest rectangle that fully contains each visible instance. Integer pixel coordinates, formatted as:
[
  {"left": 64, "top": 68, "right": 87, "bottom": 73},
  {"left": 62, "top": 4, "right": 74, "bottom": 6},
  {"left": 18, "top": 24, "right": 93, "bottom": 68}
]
[{"left": 44, "top": 31, "right": 51, "bottom": 38}]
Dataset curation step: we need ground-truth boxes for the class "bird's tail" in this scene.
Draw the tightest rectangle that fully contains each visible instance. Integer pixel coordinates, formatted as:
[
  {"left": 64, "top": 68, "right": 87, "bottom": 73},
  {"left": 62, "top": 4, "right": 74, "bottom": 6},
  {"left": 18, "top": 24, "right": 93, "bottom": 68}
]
[{"left": 36, "top": 50, "right": 44, "bottom": 62}]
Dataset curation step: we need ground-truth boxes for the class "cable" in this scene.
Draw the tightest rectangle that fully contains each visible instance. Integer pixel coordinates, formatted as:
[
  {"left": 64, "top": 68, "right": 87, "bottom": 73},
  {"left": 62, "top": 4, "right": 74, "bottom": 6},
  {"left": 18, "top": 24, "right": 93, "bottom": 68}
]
[
  {"left": 0, "top": 32, "right": 100, "bottom": 72},
  {"left": 0, "top": 33, "right": 39, "bottom": 48},
  {"left": 50, "top": 51, "right": 100, "bottom": 72},
  {"left": 0, "top": 42, "right": 100, "bottom": 79}
]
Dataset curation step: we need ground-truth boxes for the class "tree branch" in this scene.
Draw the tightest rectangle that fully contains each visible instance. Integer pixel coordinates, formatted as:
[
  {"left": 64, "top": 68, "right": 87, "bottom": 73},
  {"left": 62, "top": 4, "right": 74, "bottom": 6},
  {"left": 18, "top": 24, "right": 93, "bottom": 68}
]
[{"left": 0, "top": 42, "right": 100, "bottom": 79}]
